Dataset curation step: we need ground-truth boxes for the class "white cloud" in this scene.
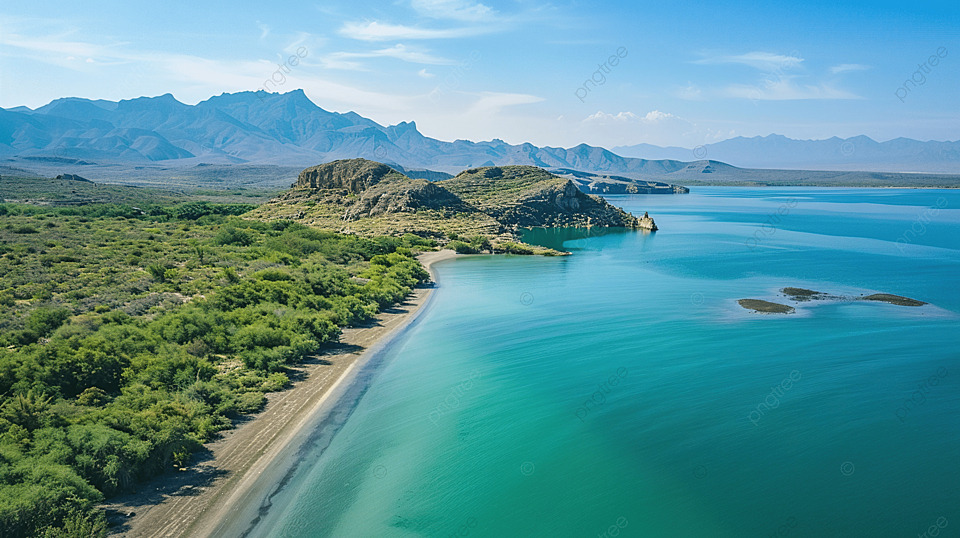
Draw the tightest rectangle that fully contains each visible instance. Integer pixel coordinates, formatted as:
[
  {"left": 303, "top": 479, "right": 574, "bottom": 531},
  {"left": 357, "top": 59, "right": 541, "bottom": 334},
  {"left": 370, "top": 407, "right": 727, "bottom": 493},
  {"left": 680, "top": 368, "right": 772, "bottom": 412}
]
[
  {"left": 694, "top": 51, "right": 803, "bottom": 71},
  {"left": 339, "top": 21, "right": 493, "bottom": 41},
  {"left": 320, "top": 44, "right": 455, "bottom": 70},
  {"left": 724, "top": 76, "right": 861, "bottom": 100},
  {"left": 364, "top": 44, "right": 454, "bottom": 64},
  {"left": 676, "top": 83, "right": 703, "bottom": 100},
  {"left": 418, "top": 68, "right": 435, "bottom": 78},
  {"left": 256, "top": 21, "right": 271, "bottom": 40},
  {"left": 689, "top": 51, "right": 860, "bottom": 102},
  {"left": 411, "top": 0, "right": 496, "bottom": 21},
  {"left": 465, "top": 92, "right": 544, "bottom": 115},
  {"left": 576, "top": 110, "right": 735, "bottom": 148},
  {"left": 0, "top": 25, "right": 414, "bottom": 113},
  {"left": 1, "top": 32, "right": 123, "bottom": 65},
  {"left": 584, "top": 110, "right": 683, "bottom": 124},
  {"left": 830, "top": 63, "right": 871, "bottom": 74}
]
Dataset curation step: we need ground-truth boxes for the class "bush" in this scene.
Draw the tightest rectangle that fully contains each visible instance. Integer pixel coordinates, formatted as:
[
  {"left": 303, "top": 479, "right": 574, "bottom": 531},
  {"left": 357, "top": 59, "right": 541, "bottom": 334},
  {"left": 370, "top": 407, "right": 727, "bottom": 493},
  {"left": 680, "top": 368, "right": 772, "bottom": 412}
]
[
  {"left": 467, "top": 235, "right": 492, "bottom": 251},
  {"left": 27, "top": 307, "right": 72, "bottom": 337},
  {"left": 496, "top": 241, "right": 535, "bottom": 255},
  {"left": 222, "top": 266, "right": 240, "bottom": 283},
  {"left": 262, "top": 372, "right": 289, "bottom": 392},
  {"left": 448, "top": 240, "right": 479, "bottom": 254},
  {"left": 214, "top": 227, "right": 253, "bottom": 246},
  {"left": 146, "top": 263, "right": 167, "bottom": 282},
  {"left": 235, "top": 392, "right": 266, "bottom": 413}
]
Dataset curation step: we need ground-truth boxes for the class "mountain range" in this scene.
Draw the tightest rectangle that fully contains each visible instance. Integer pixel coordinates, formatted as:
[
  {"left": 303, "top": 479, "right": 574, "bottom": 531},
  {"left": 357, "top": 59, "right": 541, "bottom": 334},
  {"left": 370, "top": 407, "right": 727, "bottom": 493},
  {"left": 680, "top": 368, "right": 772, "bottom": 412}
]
[
  {"left": 613, "top": 135, "right": 960, "bottom": 174},
  {"left": 2, "top": 90, "right": 958, "bottom": 185},
  {"left": 1, "top": 90, "right": 701, "bottom": 177}
]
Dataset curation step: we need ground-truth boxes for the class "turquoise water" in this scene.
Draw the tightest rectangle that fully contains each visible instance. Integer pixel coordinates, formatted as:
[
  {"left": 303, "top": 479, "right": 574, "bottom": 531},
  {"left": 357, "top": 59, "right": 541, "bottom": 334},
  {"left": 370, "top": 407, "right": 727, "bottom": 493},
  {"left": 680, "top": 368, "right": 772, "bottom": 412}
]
[{"left": 249, "top": 188, "right": 960, "bottom": 537}]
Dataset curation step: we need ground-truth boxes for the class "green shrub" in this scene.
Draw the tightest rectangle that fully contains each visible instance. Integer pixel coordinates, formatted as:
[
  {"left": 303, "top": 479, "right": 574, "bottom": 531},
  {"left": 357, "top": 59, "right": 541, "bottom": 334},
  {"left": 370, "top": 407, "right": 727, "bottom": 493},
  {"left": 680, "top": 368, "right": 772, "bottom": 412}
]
[
  {"left": 222, "top": 266, "right": 240, "bottom": 283},
  {"left": 26, "top": 307, "right": 72, "bottom": 337},
  {"left": 448, "top": 240, "right": 479, "bottom": 254},
  {"left": 146, "top": 263, "right": 167, "bottom": 281},
  {"left": 214, "top": 226, "right": 252, "bottom": 246},
  {"left": 262, "top": 372, "right": 289, "bottom": 392},
  {"left": 496, "top": 241, "right": 534, "bottom": 255},
  {"left": 235, "top": 392, "right": 267, "bottom": 413}
]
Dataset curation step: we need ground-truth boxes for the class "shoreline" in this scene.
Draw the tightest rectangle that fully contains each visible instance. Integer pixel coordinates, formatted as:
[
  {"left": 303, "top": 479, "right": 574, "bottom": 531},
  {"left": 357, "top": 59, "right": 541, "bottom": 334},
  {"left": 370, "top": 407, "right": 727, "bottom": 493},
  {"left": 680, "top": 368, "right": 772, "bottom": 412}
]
[{"left": 106, "top": 249, "right": 461, "bottom": 537}]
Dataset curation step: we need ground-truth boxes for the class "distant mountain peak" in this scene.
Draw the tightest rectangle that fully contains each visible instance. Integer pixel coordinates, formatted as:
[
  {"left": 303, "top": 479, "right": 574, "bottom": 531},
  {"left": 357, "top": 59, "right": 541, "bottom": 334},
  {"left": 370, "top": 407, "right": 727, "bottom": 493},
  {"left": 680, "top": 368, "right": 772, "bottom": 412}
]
[
  {"left": 613, "top": 133, "right": 958, "bottom": 173},
  {"left": 8, "top": 90, "right": 954, "bottom": 176},
  {"left": 121, "top": 93, "right": 181, "bottom": 104}
]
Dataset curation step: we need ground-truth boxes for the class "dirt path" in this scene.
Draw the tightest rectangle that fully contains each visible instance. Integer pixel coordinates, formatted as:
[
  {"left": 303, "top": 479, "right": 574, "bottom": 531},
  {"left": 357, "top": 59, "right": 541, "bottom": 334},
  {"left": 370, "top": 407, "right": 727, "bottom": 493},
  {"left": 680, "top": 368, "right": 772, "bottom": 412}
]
[{"left": 105, "top": 250, "right": 458, "bottom": 537}]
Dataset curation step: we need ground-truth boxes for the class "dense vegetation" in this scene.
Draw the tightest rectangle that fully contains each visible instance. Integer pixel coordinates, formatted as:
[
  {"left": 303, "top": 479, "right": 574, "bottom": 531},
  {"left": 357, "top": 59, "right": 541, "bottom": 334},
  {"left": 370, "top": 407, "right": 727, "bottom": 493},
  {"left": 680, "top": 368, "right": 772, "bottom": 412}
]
[
  {"left": 0, "top": 175, "right": 278, "bottom": 207},
  {"left": 0, "top": 200, "right": 432, "bottom": 537}
]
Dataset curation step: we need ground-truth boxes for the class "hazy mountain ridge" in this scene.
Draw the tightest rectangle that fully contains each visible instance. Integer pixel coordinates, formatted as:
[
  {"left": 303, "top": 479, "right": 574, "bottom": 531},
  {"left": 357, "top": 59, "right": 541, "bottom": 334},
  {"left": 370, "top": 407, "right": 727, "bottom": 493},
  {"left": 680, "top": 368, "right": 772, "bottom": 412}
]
[
  {"left": 4, "top": 91, "right": 958, "bottom": 186},
  {"left": 2, "top": 91, "right": 701, "bottom": 176},
  {"left": 613, "top": 134, "right": 960, "bottom": 173}
]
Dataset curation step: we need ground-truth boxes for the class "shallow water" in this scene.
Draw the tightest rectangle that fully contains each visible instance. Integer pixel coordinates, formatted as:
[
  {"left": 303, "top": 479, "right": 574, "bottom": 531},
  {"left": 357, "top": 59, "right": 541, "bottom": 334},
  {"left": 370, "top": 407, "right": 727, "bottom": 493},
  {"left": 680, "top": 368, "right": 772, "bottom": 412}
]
[{"left": 249, "top": 188, "right": 960, "bottom": 537}]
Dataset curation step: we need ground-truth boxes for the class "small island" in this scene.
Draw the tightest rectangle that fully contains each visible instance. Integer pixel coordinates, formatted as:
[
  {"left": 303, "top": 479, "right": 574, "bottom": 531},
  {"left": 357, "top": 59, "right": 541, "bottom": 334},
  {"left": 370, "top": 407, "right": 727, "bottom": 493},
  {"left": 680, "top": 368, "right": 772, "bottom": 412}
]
[
  {"left": 781, "top": 287, "right": 826, "bottom": 301},
  {"left": 737, "top": 299, "right": 796, "bottom": 314},
  {"left": 738, "top": 287, "right": 927, "bottom": 314},
  {"left": 862, "top": 293, "right": 927, "bottom": 307}
]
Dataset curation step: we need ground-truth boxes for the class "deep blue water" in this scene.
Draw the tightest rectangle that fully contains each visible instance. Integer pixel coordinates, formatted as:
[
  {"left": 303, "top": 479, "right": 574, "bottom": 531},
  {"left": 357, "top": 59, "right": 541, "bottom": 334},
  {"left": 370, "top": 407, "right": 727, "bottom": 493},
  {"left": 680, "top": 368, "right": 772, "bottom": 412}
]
[{"left": 249, "top": 188, "right": 960, "bottom": 537}]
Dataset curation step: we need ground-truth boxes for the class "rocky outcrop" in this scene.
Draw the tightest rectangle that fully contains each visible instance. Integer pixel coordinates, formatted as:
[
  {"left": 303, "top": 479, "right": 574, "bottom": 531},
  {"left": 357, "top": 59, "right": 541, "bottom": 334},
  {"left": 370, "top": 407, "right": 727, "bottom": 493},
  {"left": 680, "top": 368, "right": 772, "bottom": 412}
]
[
  {"left": 55, "top": 173, "right": 91, "bottom": 182},
  {"left": 442, "top": 165, "right": 657, "bottom": 230},
  {"left": 286, "top": 159, "right": 472, "bottom": 221},
  {"left": 638, "top": 212, "right": 658, "bottom": 231},
  {"left": 295, "top": 159, "right": 398, "bottom": 192},
  {"left": 261, "top": 160, "right": 659, "bottom": 237},
  {"left": 343, "top": 178, "right": 469, "bottom": 220},
  {"left": 551, "top": 168, "right": 689, "bottom": 195}
]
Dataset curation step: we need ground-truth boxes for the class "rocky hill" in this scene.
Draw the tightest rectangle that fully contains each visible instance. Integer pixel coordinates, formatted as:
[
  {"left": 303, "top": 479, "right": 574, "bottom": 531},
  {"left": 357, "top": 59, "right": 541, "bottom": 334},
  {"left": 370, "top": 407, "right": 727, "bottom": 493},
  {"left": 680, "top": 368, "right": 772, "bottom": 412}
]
[
  {"left": 251, "top": 159, "right": 656, "bottom": 240},
  {"left": 442, "top": 166, "right": 655, "bottom": 230},
  {"left": 550, "top": 168, "right": 689, "bottom": 194},
  {"left": 293, "top": 159, "right": 473, "bottom": 220}
]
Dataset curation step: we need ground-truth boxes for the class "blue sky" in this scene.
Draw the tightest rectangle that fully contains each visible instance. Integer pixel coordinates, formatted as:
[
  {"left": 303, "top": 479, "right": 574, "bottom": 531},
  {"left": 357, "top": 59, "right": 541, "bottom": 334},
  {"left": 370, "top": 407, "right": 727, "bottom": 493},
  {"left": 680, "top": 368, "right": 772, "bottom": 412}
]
[{"left": 1, "top": 0, "right": 957, "bottom": 149}]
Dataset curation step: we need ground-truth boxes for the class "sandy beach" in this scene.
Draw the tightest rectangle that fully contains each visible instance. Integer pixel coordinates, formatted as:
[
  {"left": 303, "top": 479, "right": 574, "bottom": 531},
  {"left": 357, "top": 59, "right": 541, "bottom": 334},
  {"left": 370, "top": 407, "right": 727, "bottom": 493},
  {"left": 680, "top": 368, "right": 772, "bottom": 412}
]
[{"left": 105, "top": 249, "right": 459, "bottom": 537}]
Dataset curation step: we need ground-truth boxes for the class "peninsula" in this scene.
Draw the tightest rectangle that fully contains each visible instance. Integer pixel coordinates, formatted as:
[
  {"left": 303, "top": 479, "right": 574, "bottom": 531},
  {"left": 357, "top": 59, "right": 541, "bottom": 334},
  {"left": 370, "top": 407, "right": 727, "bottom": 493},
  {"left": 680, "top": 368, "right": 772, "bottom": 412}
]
[{"left": 251, "top": 159, "right": 656, "bottom": 249}]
